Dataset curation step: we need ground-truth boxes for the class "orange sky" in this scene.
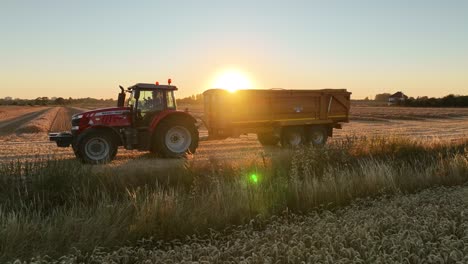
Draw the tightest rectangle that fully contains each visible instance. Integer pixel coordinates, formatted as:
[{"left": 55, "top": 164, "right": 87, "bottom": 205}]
[{"left": 1, "top": 1, "right": 467, "bottom": 99}]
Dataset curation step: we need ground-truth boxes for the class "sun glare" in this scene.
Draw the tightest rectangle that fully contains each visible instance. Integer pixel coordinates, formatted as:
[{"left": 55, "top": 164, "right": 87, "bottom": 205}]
[{"left": 212, "top": 70, "right": 252, "bottom": 92}]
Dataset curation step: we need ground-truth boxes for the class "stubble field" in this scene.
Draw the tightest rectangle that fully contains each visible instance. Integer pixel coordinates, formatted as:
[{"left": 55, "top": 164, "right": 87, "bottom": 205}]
[
  {"left": 0, "top": 104, "right": 466, "bottom": 165},
  {"left": 0, "top": 104, "right": 467, "bottom": 263}
]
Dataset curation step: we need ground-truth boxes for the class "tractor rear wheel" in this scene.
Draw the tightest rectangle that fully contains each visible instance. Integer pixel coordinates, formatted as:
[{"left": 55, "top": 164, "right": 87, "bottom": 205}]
[
  {"left": 153, "top": 120, "right": 199, "bottom": 158},
  {"left": 76, "top": 131, "right": 118, "bottom": 164},
  {"left": 281, "top": 126, "right": 306, "bottom": 148},
  {"left": 257, "top": 133, "right": 280, "bottom": 146}
]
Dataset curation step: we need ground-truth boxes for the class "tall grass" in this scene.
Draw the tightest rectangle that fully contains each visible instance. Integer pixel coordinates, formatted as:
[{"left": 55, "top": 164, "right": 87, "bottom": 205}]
[{"left": 0, "top": 136, "right": 467, "bottom": 261}]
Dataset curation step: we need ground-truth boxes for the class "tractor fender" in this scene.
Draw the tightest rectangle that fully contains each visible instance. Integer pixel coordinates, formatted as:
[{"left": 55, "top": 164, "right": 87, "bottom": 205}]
[
  {"left": 75, "top": 126, "right": 123, "bottom": 147},
  {"left": 149, "top": 110, "right": 197, "bottom": 134}
]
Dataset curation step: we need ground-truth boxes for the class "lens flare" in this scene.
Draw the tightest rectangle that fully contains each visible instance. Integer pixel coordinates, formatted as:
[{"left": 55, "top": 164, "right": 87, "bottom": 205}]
[{"left": 250, "top": 173, "right": 259, "bottom": 184}]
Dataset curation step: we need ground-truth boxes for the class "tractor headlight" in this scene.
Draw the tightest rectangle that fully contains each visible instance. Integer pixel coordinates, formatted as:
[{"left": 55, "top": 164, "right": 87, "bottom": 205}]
[{"left": 72, "top": 114, "right": 83, "bottom": 120}]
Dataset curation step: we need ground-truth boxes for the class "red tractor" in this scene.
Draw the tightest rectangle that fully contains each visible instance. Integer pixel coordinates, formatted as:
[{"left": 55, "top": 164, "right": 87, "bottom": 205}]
[{"left": 49, "top": 81, "right": 198, "bottom": 164}]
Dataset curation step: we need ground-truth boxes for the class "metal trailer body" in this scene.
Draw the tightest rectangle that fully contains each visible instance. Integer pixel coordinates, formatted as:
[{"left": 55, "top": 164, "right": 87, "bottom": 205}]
[{"left": 203, "top": 89, "right": 351, "bottom": 145}]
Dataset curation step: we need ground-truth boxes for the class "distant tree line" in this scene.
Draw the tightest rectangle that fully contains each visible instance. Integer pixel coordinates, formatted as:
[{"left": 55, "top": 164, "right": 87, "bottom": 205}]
[
  {"left": 176, "top": 94, "right": 203, "bottom": 105},
  {"left": 374, "top": 93, "right": 468, "bottom": 107},
  {"left": 2, "top": 94, "right": 205, "bottom": 106},
  {"left": 4, "top": 93, "right": 466, "bottom": 107},
  {"left": 403, "top": 95, "right": 468, "bottom": 107},
  {"left": 0, "top": 97, "right": 115, "bottom": 106}
]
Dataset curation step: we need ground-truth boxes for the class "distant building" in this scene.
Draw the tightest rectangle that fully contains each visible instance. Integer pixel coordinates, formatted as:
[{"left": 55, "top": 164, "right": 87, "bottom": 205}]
[{"left": 388, "top": 91, "right": 408, "bottom": 105}]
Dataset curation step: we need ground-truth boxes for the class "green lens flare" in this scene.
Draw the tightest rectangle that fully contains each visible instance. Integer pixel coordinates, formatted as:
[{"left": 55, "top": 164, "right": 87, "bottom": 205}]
[{"left": 250, "top": 174, "right": 258, "bottom": 183}]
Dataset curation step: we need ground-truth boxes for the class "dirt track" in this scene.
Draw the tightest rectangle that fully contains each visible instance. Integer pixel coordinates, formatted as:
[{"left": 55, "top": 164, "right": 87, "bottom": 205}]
[{"left": 0, "top": 108, "right": 51, "bottom": 136}]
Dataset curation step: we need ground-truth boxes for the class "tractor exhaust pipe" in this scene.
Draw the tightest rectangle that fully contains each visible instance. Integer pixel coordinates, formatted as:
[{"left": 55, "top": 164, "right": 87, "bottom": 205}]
[{"left": 117, "top": 85, "right": 126, "bottom": 107}]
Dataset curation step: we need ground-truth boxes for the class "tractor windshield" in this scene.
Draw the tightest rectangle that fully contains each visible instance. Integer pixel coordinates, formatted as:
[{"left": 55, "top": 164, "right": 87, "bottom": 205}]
[{"left": 140, "top": 90, "right": 164, "bottom": 112}]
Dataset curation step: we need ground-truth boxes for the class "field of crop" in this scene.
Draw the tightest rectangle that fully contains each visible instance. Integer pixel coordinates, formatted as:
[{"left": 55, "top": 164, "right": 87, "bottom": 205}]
[
  {"left": 0, "top": 105, "right": 467, "bottom": 263},
  {"left": 24, "top": 186, "right": 468, "bottom": 263}
]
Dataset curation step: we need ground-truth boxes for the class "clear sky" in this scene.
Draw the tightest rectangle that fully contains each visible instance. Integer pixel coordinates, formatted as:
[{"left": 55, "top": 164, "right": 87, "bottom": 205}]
[{"left": 1, "top": 0, "right": 467, "bottom": 99}]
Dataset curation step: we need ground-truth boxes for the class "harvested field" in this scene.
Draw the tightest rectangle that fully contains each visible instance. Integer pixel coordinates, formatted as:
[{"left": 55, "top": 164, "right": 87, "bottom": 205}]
[
  {"left": 0, "top": 108, "right": 51, "bottom": 136},
  {"left": 184, "top": 104, "right": 468, "bottom": 126},
  {"left": 0, "top": 106, "right": 49, "bottom": 123},
  {"left": 49, "top": 107, "right": 85, "bottom": 132},
  {"left": 15, "top": 107, "right": 60, "bottom": 134},
  {"left": 351, "top": 106, "right": 468, "bottom": 121},
  {"left": 0, "top": 107, "right": 87, "bottom": 142},
  {"left": 0, "top": 106, "right": 467, "bottom": 164}
]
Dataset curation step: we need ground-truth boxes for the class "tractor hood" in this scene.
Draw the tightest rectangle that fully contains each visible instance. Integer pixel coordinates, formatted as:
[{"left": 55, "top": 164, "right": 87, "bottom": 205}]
[
  {"left": 71, "top": 106, "right": 132, "bottom": 133},
  {"left": 72, "top": 107, "right": 131, "bottom": 119}
]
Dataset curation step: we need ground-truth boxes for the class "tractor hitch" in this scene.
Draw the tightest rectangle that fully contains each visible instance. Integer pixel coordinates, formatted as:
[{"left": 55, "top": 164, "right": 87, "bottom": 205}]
[{"left": 49, "top": 132, "right": 73, "bottom": 147}]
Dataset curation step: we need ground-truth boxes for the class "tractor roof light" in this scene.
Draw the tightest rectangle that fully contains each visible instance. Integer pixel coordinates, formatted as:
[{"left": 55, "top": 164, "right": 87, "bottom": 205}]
[{"left": 168, "top": 78, "right": 172, "bottom": 85}]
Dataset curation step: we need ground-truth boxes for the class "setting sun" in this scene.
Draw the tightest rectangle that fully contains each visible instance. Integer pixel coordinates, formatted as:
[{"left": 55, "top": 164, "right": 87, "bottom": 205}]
[{"left": 212, "top": 70, "right": 252, "bottom": 92}]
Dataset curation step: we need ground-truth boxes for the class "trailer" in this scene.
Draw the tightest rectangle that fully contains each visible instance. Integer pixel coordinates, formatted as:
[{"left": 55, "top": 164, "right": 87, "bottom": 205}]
[{"left": 203, "top": 89, "right": 351, "bottom": 146}]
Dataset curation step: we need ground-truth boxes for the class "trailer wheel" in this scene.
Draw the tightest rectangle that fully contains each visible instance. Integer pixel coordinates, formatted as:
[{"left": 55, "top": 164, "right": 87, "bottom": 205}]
[
  {"left": 281, "top": 126, "right": 305, "bottom": 148},
  {"left": 257, "top": 133, "right": 280, "bottom": 146},
  {"left": 77, "top": 131, "right": 118, "bottom": 164},
  {"left": 307, "top": 126, "right": 328, "bottom": 147},
  {"left": 153, "top": 120, "right": 199, "bottom": 158}
]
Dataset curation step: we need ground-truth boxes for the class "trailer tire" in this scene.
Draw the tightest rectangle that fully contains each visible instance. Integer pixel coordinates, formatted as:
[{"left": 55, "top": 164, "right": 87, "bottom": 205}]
[
  {"left": 307, "top": 126, "right": 328, "bottom": 147},
  {"left": 76, "top": 131, "right": 118, "bottom": 164},
  {"left": 281, "top": 126, "right": 306, "bottom": 148},
  {"left": 153, "top": 120, "right": 198, "bottom": 158},
  {"left": 257, "top": 133, "right": 280, "bottom": 146}
]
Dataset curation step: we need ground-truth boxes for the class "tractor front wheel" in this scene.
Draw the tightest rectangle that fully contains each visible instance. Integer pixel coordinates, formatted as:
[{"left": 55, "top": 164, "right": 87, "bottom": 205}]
[
  {"left": 76, "top": 131, "right": 117, "bottom": 164},
  {"left": 153, "top": 120, "right": 199, "bottom": 158}
]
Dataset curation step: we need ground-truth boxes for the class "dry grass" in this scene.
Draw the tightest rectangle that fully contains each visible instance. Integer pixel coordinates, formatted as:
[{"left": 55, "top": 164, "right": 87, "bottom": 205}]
[
  {"left": 0, "top": 136, "right": 467, "bottom": 262},
  {"left": 22, "top": 186, "right": 468, "bottom": 264}
]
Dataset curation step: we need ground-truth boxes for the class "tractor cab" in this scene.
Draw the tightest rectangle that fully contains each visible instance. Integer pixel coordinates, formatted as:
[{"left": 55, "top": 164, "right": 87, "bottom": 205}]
[
  {"left": 125, "top": 83, "right": 177, "bottom": 126},
  {"left": 117, "top": 81, "right": 178, "bottom": 126}
]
